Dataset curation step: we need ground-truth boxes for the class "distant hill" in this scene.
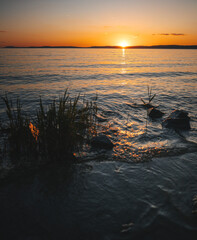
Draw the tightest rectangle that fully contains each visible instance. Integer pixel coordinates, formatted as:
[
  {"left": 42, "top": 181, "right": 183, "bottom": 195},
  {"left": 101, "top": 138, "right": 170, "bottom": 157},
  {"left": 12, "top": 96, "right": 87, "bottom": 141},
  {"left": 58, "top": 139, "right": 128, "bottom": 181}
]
[
  {"left": 3, "top": 45, "right": 197, "bottom": 49},
  {"left": 91, "top": 45, "right": 197, "bottom": 49}
]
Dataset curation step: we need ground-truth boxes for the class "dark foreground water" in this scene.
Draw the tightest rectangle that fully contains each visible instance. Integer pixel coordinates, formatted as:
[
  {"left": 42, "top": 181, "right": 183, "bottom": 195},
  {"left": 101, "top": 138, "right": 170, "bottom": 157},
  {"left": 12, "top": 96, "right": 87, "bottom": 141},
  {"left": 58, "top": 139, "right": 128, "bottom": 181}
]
[
  {"left": 0, "top": 49, "right": 197, "bottom": 239},
  {"left": 0, "top": 153, "right": 197, "bottom": 239}
]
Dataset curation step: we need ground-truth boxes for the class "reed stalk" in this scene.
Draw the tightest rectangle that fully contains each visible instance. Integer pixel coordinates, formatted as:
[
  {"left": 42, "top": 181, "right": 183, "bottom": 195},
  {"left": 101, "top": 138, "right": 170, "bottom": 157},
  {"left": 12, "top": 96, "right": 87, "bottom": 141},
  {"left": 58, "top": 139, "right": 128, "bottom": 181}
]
[{"left": 1, "top": 90, "right": 97, "bottom": 165}]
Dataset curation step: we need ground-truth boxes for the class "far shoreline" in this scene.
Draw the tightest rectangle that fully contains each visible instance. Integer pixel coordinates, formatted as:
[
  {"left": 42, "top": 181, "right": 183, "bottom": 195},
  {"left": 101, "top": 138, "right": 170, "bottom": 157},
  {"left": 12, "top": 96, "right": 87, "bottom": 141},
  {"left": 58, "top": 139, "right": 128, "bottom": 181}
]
[{"left": 1, "top": 45, "right": 197, "bottom": 49}]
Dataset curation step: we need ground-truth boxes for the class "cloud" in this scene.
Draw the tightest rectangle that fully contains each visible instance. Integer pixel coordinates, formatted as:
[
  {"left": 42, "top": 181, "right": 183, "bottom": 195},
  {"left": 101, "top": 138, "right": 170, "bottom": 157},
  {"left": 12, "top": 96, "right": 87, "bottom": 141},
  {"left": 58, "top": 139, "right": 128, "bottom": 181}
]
[
  {"left": 0, "top": 30, "right": 8, "bottom": 33},
  {"left": 153, "top": 33, "right": 186, "bottom": 36},
  {"left": 171, "top": 33, "right": 185, "bottom": 36}
]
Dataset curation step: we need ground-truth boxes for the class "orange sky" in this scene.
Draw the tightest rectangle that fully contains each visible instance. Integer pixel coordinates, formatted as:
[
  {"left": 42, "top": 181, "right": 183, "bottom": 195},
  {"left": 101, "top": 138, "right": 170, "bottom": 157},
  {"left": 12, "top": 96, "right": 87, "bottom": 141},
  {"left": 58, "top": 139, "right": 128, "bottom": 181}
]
[{"left": 1, "top": 0, "right": 197, "bottom": 47}]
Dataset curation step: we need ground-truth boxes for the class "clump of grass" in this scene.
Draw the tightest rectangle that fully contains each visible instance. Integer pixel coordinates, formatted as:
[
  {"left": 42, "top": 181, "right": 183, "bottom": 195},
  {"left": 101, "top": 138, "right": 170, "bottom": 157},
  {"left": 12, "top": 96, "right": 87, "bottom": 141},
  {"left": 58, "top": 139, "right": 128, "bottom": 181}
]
[
  {"left": 1, "top": 90, "right": 97, "bottom": 166},
  {"left": 2, "top": 95, "right": 36, "bottom": 162}
]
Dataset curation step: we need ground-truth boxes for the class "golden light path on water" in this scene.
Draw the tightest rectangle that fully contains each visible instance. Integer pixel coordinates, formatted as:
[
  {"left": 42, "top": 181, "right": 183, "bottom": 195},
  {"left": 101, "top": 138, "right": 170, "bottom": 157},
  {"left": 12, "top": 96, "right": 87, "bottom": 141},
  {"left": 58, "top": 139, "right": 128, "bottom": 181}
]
[{"left": 0, "top": 48, "right": 197, "bottom": 162}]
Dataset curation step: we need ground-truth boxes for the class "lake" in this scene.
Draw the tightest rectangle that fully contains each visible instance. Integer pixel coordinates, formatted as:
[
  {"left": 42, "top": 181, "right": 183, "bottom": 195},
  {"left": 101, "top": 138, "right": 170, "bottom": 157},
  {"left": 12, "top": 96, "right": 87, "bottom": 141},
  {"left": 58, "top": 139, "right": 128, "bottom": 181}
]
[{"left": 0, "top": 48, "right": 197, "bottom": 239}]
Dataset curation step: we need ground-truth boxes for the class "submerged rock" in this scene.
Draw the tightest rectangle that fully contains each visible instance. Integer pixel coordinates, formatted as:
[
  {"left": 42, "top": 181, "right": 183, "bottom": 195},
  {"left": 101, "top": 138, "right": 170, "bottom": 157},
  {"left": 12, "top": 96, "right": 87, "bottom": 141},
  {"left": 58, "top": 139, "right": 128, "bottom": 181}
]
[
  {"left": 91, "top": 134, "right": 114, "bottom": 149},
  {"left": 162, "top": 110, "right": 190, "bottom": 130},
  {"left": 147, "top": 107, "right": 164, "bottom": 118}
]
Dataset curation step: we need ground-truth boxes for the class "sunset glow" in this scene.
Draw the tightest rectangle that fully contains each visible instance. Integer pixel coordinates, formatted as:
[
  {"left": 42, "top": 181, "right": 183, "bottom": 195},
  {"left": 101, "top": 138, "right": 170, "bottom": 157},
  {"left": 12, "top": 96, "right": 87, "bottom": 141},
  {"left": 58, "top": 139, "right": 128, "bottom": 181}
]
[
  {"left": 119, "top": 41, "right": 129, "bottom": 48},
  {"left": 0, "top": 0, "right": 197, "bottom": 47}
]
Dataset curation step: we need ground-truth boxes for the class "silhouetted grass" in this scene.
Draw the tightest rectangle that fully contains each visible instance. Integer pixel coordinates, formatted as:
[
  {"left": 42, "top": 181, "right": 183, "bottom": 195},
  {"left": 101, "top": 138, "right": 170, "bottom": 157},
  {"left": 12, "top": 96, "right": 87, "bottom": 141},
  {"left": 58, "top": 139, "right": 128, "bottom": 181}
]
[{"left": 1, "top": 90, "right": 97, "bottom": 166}]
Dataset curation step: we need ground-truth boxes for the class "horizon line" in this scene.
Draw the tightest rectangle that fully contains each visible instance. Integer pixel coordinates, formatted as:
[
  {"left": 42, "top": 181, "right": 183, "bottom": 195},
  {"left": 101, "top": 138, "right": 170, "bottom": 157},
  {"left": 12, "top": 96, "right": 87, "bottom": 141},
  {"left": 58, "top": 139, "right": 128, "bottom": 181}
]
[{"left": 1, "top": 45, "right": 197, "bottom": 49}]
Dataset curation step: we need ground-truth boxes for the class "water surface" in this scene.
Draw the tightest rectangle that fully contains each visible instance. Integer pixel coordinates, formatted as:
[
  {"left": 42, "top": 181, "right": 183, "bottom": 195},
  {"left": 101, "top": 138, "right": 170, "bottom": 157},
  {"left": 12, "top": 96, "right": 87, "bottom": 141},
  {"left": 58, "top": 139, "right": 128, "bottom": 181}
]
[
  {"left": 0, "top": 48, "right": 197, "bottom": 161},
  {"left": 0, "top": 49, "right": 197, "bottom": 239}
]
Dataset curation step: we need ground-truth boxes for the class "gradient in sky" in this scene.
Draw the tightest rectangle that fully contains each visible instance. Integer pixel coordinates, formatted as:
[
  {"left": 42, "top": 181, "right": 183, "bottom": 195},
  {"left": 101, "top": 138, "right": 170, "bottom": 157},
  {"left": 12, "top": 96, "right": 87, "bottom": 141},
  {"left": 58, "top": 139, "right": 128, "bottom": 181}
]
[{"left": 0, "top": 0, "right": 197, "bottom": 47}]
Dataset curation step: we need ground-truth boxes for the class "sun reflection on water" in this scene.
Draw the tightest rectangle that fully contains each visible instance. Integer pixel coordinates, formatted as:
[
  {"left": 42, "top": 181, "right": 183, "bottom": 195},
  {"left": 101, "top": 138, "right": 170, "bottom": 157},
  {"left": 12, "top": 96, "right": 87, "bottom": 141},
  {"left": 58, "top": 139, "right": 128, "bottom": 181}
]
[
  {"left": 1, "top": 49, "right": 196, "bottom": 163},
  {"left": 121, "top": 48, "right": 126, "bottom": 74}
]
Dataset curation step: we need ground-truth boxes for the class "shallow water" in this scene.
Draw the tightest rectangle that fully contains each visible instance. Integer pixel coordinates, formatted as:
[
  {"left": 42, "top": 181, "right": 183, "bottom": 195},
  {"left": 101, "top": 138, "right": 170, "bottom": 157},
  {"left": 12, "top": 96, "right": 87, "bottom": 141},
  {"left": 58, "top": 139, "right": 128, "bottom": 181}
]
[
  {"left": 0, "top": 49, "right": 197, "bottom": 239},
  {"left": 0, "top": 48, "right": 197, "bottom": 161},
  {"left": 0, "top": 153, "right": 197, "bottom": 239}
]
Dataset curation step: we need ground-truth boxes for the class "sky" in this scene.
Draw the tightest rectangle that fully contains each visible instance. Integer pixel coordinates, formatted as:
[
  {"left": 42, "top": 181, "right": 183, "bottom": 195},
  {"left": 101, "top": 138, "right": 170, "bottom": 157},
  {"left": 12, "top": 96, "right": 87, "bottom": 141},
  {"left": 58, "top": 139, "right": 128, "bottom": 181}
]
[{"left": 0, "top": 0, "right": 197, "bottom": 47}]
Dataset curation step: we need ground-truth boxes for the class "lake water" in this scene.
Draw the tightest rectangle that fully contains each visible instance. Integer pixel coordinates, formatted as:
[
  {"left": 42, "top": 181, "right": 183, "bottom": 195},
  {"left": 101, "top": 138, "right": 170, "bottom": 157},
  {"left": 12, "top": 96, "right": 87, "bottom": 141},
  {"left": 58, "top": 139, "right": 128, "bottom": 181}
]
[{"left": 0, "top": 49, "right": 197, "bottom": 239}]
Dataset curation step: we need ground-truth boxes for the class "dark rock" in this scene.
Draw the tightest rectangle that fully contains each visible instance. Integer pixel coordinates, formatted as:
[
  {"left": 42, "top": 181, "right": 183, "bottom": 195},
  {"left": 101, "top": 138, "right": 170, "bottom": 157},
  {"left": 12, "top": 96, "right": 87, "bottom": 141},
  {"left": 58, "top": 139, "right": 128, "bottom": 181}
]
[
  {"left": 147, "top": 107, "right": 164, "bottom": 118},
  {"left": 162, "top": 110, "right": 190, "bottom": 130},
  {"left": 91, "top": 134, "right": 114, "bottom": 149}
]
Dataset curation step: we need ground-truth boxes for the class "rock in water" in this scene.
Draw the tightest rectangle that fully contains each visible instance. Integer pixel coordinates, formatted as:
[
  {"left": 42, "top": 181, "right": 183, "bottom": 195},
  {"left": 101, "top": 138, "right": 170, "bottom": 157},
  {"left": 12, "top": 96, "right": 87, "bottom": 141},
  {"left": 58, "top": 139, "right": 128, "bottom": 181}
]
[
  {"left": 162, "top": 110, "right": 190, "bottom": 130},
  {"left": 147, "top": 107, "right": 164, "bottom": 118},
  {"left": 91, "top": 135, "right": 114, "bottom": 149}
]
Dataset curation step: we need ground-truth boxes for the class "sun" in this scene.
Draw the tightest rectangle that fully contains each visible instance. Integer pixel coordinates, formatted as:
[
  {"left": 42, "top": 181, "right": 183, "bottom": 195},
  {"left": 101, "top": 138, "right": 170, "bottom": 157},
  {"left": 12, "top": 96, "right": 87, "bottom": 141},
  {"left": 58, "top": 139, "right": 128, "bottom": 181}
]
[{"left": 119, "top": 41, "right": 129, "bottom": 48}]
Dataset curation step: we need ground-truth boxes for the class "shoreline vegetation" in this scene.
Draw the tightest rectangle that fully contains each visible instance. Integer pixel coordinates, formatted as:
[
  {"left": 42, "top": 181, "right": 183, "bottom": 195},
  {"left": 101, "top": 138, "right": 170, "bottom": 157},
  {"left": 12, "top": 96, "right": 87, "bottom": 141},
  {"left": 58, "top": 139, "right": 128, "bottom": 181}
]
[
  {"left": 0, "top": 86, "right": 193, "bottom": 172},
  {"left": 0, "top": 89, "right": 196, "bottom": 216},
  {"left": 0, "top": 91, "right": 98, "bottom": 173},
  {"left": 2, "top": 45, "right": 197, "bottom": 49}
]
